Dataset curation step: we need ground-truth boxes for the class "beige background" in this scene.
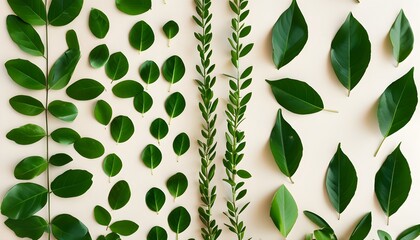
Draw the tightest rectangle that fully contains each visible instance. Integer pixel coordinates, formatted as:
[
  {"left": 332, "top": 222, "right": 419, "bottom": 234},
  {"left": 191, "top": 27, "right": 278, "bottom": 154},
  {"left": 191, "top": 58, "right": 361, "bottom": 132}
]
[{"left": 1, "top": 0, "right": 420, "bottom": 239}]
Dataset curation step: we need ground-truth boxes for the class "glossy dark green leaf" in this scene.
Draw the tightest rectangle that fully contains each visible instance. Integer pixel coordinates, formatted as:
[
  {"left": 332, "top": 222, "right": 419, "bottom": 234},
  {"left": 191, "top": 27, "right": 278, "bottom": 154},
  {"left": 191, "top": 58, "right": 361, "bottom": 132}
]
[
  {"left": 115, "top": 0, "right": 151, "bottom": 15},
  {"left": 94, "top": 100, "right": 113, "bottom": 126},
  {"left": 48, "top": 100, "right": 78, "bottom": 122},
  {"left": 168, "top": 206, "right": 191, "bottom": 237},
  {"left": 150, "top": 118, "right": 169, "bottom": 142},
  {"left": 51, "top": 214, "right": 88, "bottom": 240},
  {"left": 112, "top": 80, "right": 144, "bottom": 98},
  {"left": 303, "top": 211, "right": 332, "bottom": 230},
  {"left": 110, "top": 220, "right": 139, "bottom": 236},
  {"left": 7, "top": 0, "right": 46, "bottom": 25},
  {"left": 81, "top": 231, "right": 92, "bottom": 240},
  {"left": 165, "top": 92, "right": 186, "bottom": 121},
  {"left": 326, "top": 144, "right": 358, "bottom": 216},
  {"left": 49, "top": 49, "right": 81, "bottom": 90},
  {"left": 89, "top": 44, "right": 109, "bottom": 69},
  {"left": 141, "top": 144, "right": 162, "bottom": 172},
  {"left": 103, "top": 153, "right": 123, "bottom": 178},
  {"left": 48, "top": 0, "right": 83, "bottom": 26},
  {"left": 270, "top": 185, "right": 298, "bottom": 237},
  {"left": 66, "top": 78, "right": 105, "bottom": 100},
  {"left": 5, "top": 216, "right": 48, "bottom": 240},
  {"left": 9, "top": 95, "right": 44, "bottom": 116},
  {"left": 66, "top": 29, "right": 79, "bottom": 50},
  {"left": 266, "top": 79, "right": 327, "bottom": 114},
  {"left": 74, "top": 137, "right": 105, "bottom": 159},
  {"left": 6, "top": 124, "right": 45, "bottom": 145},
  {"left": 6, "top": 15, "right": 44, "bottom": 56},
  {"left": 162, "top": 55, "right": 185, "bottom": 85},
  {"left": 330, "top": 13, "right": 371, "bottom": 96},
  {"left": 139, "top": 60, "right": 160, "bottom": 85},
  {"left": 270, "top": 109, "right": 303, "bottom": 181},
  {"left": 51, "top": 127, "right": 80, "bottom": 145},
  {"left": 396, "top": 224, "right": 420, "bottom": 240},
  {"left": 105, "top": 52, "right": 129, "bottom": 81},
  {"left": 378, "top": 230, "right": 392, "bottom": 240},
  {"left": 272, "top": 0, "right": 308, "bottom": 69},
  {"left": 129, "top": 20, "right": 155, "bottom": 52},
  {"left": 166, "top": 172, "right": 188, "bottom": 200},
  {"left": 51, "top": 169, "right": 93, "bottom": 198},
  {"left": 1, "top": 183, "right": 47, "bottom": 219},
  {"left": 147, "top": 226, "right": 168, "bottom": 240},
  {"left": 133, "top": 91, "right": 153, "bottom": 115},
  {"left": 105, "top": 233, "right": 121, "bottom": 240},
  {"left": 163, "top": 20, "right": 179, "bottom": 42},
  {"left": 94, "top": 205, "right": 111, "bottom": 226},
  {"left": 5, "top": 59, "right": 45, "bottom": 90},
  {"left": 173, "top": 132, "right": 190, "bottom": 158},
  {"left": 49, "top": 153, "right": 73, "bottom": 166},
  {"left": 375, "top": 144, "right": 412, "bottom": 222},
  {"left": 89, "top": 8, "right": 109, "bottom": 39},
  {"left": 110, "top": 115, "right": 135, "bottom": 143},
  {"left": 145, "top": 187, "right": 166, "bottom": 213},
  {"left": 108, "top": 180, "right": 131, "bottom": 210},
  {"left": 349, "top": 212, "right": 372, "bottom": 240},
  {"left": 390, "top": 10, "right": 414, "bottom": 64},
  {"left": 14, "top": 156, "right": 47, "bottom": 180}
]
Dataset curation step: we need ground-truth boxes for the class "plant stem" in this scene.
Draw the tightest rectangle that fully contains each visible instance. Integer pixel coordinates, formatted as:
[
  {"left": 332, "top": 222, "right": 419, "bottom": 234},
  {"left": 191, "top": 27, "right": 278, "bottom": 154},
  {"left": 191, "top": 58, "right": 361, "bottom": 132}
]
[
  {"left": 374, "top": 137, "right": 386, "bottom": 157},
  {"left": 289, "top": 177, "right": 294, "bottom": 184},
  {"left": 323, "top": 108, "right": 339, "bottom": 113}
]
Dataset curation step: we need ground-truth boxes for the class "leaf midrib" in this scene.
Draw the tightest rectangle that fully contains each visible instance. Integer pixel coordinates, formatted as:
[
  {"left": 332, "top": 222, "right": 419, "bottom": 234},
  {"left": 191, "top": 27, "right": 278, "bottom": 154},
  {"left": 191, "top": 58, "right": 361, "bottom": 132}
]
[
  {"left": 277, "top": 87, "right": 323, "bottom": 111},
  {"left": 385, "top": 75, "right": 410, "bottom": 137}
]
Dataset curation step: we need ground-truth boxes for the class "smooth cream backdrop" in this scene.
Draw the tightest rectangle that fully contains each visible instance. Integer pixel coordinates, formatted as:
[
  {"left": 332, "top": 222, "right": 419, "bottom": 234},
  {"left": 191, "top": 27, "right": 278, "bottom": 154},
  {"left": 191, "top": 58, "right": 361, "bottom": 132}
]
[{"left": 1, "top": 0, "right": 420, "bottom": 239}]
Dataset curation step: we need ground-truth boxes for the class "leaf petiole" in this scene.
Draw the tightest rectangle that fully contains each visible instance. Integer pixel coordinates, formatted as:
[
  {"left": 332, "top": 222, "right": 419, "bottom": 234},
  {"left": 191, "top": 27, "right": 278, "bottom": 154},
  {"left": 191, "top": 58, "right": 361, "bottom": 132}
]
[
  {"left": 323, "top": 108, "right": 339, "bottom": 113},
  {"left": 374, "top": 137, "right": 386, "bottom": 157}
]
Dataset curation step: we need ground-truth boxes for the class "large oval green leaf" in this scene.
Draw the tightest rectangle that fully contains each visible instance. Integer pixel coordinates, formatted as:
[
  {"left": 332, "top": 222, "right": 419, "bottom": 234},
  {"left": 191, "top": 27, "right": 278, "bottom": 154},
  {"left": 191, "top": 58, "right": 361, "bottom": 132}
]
[
  {"left": 150, "top": 118, "right": 169, "bottom": 143},
  {"left": 1, "top": 183, "right": 47, "bottom": 219},
  {"left": 166, "top": 172, "right": 188, "bottom": 200},
  {"left": 269, "top": 109, "right": 303, "bottom": 181},
  {"left": 272, "top": 0, "right": 308, "bottom": 69},
  {"left": 74, "top": 137, "right": 105, "bottom": 159},
  {"left": 49, "top": 153, "right": 73, "bottom": 167},
  {"left": 48, "top": 0, "right": 84, "bottom": 26},
  {"left": 94, "top": 100, "right": 113, "bottom": 126},
  {"left": 94, "top": 205, "right": 111, "bottom": 226},
  {"left": 5, "top": 59, "right": 45, "bottom": 90},
  {"left": 129, "top": 20, "right": 155, "bottom": 52},
  {"left": 5, "top": 216, "right": 48, "bottom": 240},
  {"left": 167, "top": 206, "right": 191, "bottom": 237},
  {"left": 7, "top": 0, "right": 46, "bottom": 25},
  {"left": 6, "top": 124, "right": 46, "bottom": 145},
  {"left": 108, "top": 180, "right": 131, "bottom": 210},
  {"left": 139, "top": 60, "right": 160, "bottom": 85},
  {"left": 145, "top": 187, "right": 166, "bottom": 213},
  {"left": 66, "top": 78, "right": 105, "bottom": 101},
  {"left": 115, "top": 0, "right": 151, "bottom": 15},
  {"left": 330, "top": 13, "right": 371, "bottom": 96},
  {"left": 89, "top": 8, "right": 109, "bottom": 39},
  {"left": 375, "top": 144, "right": 412, "bottom": 222},
  {"left": 49, "top": 49, "right": 81, "bottom": 90},
  {"left": 110, "top": 220, "right": 139, "bottom": 236},
  {"left": 325, "top": 144, "right": 358, "bottom": 216},
  {"left": 396, "top": 224, "right": 420, "bottom": 240},
  {"left": 9, "top": 95, "right": 44, "bottom": 116},
  {"left": 390, "top": 10, "right": 414, "bottom": 64},
  {"left": 349, "top": 212, "right": 372, "bottom": 240},
  {"left": 89, "top": 44, "right": 109, "bottom": 69},
  {"left": 48, "top": 100, "right": 78, "bottom": 122},
  {"left": 105, "top": 52, "right": 129, "bottom": 81},
  {"left": 51, "top": 128, "right": 80, "bottom": 145},
  {"left": 147, "top": 226, "right": 168, "bottom": 240},
  {"left": 134, "top": 91, "right": 153, "bottom": 115},
  {"left": 112, "top": 80, "right": 144, "bottom": 98},
  {"left": 141, "top": 144, "right": 162, "bottom": 173},
  {"left": 14, "top": 156, "right": 47, "bottom": 180},
  {"left": 165, "top": 92, "right": 186, "bottom": 121},
  {"left": 270, "top": 185, "right": 298, "bottom": 237},
  {"left": 51, "top": 214, "right": 88, "bottom": 240},
  {"left": 173, "top": 132, "right": 190, "bottom": 159},
  {"left": 110, "top": 115, "right": 135, "bottom": 143},
  {"left": 103, "top": 154, "right": 123, "bottom": 178},
  {"left": 162, "top": 55, "right": 185, "bottom": 86},
  {"left": 6, "top": 15, "right": 44, "bottom": 56},
  {"left": 51, "top": 169, "right": 93, "bottom": 198}
]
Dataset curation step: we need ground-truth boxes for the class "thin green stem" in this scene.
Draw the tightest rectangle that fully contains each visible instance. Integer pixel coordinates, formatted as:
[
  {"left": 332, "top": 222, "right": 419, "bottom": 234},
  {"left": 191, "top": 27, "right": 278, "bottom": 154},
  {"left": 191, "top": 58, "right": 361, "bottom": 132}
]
[
  {"left": 374, "top": 137, "right": 387, "bottom": 157},
  {"left": 323, "top": 108, "right": 339, "bottom": 113}
]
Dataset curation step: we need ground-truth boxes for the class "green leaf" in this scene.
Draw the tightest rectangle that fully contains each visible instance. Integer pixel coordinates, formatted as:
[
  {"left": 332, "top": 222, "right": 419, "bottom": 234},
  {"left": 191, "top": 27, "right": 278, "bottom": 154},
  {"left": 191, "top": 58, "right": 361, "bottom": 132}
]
[
  {"left": 51, "top": 214, "right": 88, "bottom": 240},
  {"left": 150, "top": 118, "right": 169, "bottom": 142},
  {"left": 6, "top": 15, "right": 44, "bottom": 56},
  {"left": 49, "top": 49, "right": 81, "bottom": 90},
  {"left": 325, "top": 143, "right": 358, "bottom": 216},
  {"left": 134, "top": 91, "right": 153, "bottom": 115},
  {"left": 94, "top": 100, "right": 113, "bottom": 126},
  {"left": 5, "top": 59, "right": 45, "bottom": 90},
  {"left": 66, "top": 78, "right": 105, "bottom": 100},
  {"left": 173, "top": 132, "right": 190, "bottom": 158},
  {"left": 103, "top": 154, "right": 123, "bottom": 178},
  {"left": 5, "top": 216, "right": 48, "bottom": 240},
  {"left": 112, "top": 80, "right": 144, "bottom": 98},
  {"left": 145, "top": 187, "right": 166, "bottom": 213},
  {"left": 66, "top": 29, "right": 79, "bottom": 50},
  {"left": 48, "top": 0, "right": 83, "bottom": 26},
  {"left": 139, "top": 60, "right": 160, "bottom": 85},
  {"left": 303, "top": 210, "right": 332, "bottom": 230},
  {"left": 166, "top": 172, "right": 188, "bottom": 200},
  {"left": 1, "top": 183, "right": 47, "bottom": 219},
  {"left": 167, "top": 206, "right": 191, "bottom": 236},
  {"left": 330, "top": 13, "right": 371, "bottom": 96},
  {"left": 108, "top": 180, "right": 131, "bottom": 210},
  {"left": 105, "top": 52, "right": 129, "bottom": 81},
  {"left": 110, "top": 220, "right": 139, "bottom": 236},
  {"left": 266, "top": 79, "right": 326, "bottom": 114},
  {"left": 163, "top": 20, "right": 179, "bottom": 41},
  {"left": 272, "top": 0, "right": 308, "bottom": 69},
  {"left": 51, "top": 169, "right": 93, "bottom": 198},
  {"left": 89, "top": 8, "right": 109, "bottom": 39},
  {"left": 270, "top": 185, "right": 298, "bottom": 237},
  {"left": 50, "top": 153, "right": 73, "bottom": 166},
  {"left": 48, "top": 100, "right": 78, "bottom": 122},
  {"left": 51, "top": 127, "right": 81, "bottom": 145},
  {"left": 7, "top": 0, "right": 46, "bottom": 25},
  {"left": 162, "top": 55, "right": 186, "bottom": 85},
  {"left": 237, "top": 169, "right": 252, "bottom": 179},
  {"left": 147, "top": 226, "right": 168, "bottom": 240},
  {"left": 378, "top": 230, "right": 392, "bottom": 240},
  {"left": 6, "top": 124, "right": 45, "bottom": 145},
  {"left": 74, "top": 137, "right": 105, "bottom": 159},
  {"left": 314, "top": 228, "right": 337, "bottom": 240},
  {"left": 141, "top": 144, "right": 162, "bottom": 172},
  {"left": 390, "top": 10, "right": 414, "bottom": 64},
  {"left": 269, "top": 109, "right": 303, "bottom": 180},
  {"left": 165, "top": 92, "right": 186, "bottom": 120},
  {"left": 14, "top": 156, "right": 47, "bottom": 180},
  {"left": 94, "top": 205, "right": 111, "bottom": 226},
  {"left": 129, "top": 20, "right": 155, "bottom": 52},
  {"left": 9, "top": 95, "right": 44, "bottom": 116},
  {"left": 396, "top": 224, "right": 420, "bottom": 240},
  {"left": 105, "top": 233, "right": 121, "bottom": 240},
  {"left": 110, "top": 115, "right": 135, "bottom": 143},
  {"left": 349, "top": 212, "right": 372, "bottom": 240},
  {"left": 375, "top": 144, "right": 412, "bottom": 221},
  {"left": 89, "top": 44, "right": 109, "bottom": 69},
  {"left": 115, "top": 0, "right": 151, "bottom": 15}
]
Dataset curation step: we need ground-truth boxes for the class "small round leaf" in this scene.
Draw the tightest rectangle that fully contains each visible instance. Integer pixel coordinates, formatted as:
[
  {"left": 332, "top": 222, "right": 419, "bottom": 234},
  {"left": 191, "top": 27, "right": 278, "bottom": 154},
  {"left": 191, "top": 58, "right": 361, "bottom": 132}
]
[
  {"left": 110, "top": 115, "right": 135, "bottom": 143},
  {"left": 129, "top": 20, "right": 155, "bottom": 52},
  {"left": 89, "top": 8, "right": 109, "bottom": 39},
  {"left": 167, "top": 206, "right": 191, "bottom": 235},
  {"left": 147, "top": 226, "right": 168, "bottom": 240},
  {"left": 89, "top": 44, "right": 110, "bottom": 69},
  {"left": 141, "top": 144, "right": 162, "bottom": 172},
  {"left": 49, "top": 153, "right": 73, "bottom": 167},
  {"left": 74, "top": 137, "right": 105, "bottom": 159},
  {"left": 139, "top": 60, "right": 160, "bottom": 85},
  {"left": 163, "top": 20, "right": 179, "bottom": 40},
  {"left": 165, "top": 92, "right": 186, "bottom": 120},
  {"left": 109, "top": 220, "right": 139, "bottom": 236},
  {"left": 66, "top": 78, "right": 105, "bottom": 101},
  {"left": 94, "top": 205, "right": 111, "bottom": 226},
  {"left": 173, "top": 132, "right": 190, "bottom": 158},
  {"left": 105, "top": 52, "right": 129, "bottom": 81},
  {"left": 150, "top": 118, "right": 169, "bottom": 142},
  {"left": 103, "top": 153, "right": 123, "bottom": 178},
  {"left": 94, "top": 100, "right": 113, "bottom": 126},
  {"left": 112, "top": 80, "right": 144, "bottom": 98},
  {"left": 51, "top": 128, "right": 81, "bottom": 145},
  {"left": 166, "top": 172, "right": 188, "bottom": 200},
  {"left": 162, "top": 55, "right": 185, "bottom": 85},
  {"left": 145, "top": 187, "right": 166, "bottom": 213},
  {"left": 133, "top": 91, "right": 153, "bottom": 115},
  {"left": 116, "top": 0, "right": 151, "bottom": 15},
  {"left": 108, "top": 180, "right": 131, "bottom": 210}
]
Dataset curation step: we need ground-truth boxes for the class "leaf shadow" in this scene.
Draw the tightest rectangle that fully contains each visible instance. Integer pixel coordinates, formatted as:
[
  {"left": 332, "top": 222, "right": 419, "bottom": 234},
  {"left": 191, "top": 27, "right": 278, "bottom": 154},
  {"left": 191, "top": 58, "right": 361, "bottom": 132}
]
[
  {"left": 363, "top": 98, "right": 379, "bottom": 134},
  {"left": 382, "top": 32, "right": 395, "bottom": 66}
]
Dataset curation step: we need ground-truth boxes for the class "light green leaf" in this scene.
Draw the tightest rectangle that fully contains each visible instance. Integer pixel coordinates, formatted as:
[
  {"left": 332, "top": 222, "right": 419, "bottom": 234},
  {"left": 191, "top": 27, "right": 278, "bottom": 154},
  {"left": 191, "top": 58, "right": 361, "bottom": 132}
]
[
  {"left": 167, "top": 207, "right": 191, "bottom": 237},
  {"left": 6, "top": 124, "right": 45, "bottom": 145},
  {"left": 390, "top": 10, "right": 414, "bottom": 64},
  {"left": 396, "top": 224, "right": 420, "bottom": 240},
  {"left": 165, "top": 92, "right": 186, "bottom": 120},
  {"left": 48, "top": 100, "right": 78, "bottom": 122},
  {"left": 145, "top": 187, "right": 166, "bottom": 213},
  {"left": 314, "top": 228, "right": 337, "bottom": 240},
  {"left": 5, "top": 216, "right": 48, "bottom": 240},
  {"left": 270, "top": 185, "right": 298, "bottom": 237},
  {"left": 133, "top": 91, "right": 153, "bottom": 115},
  {"left": 49, "top": 49, "right": 81, "bottom": 90},
  {"left": 66, "top": 78, "right": 104, "bottom": 101},
  {"left": 14, "top": 156, "right": 47, "bottom": 180},
  {"left": 141, "top": 144, "right": 162, "bottom": 172},
  {"left": 139, "top": 60, "right": 160, "bottom": 85},
  {"left": 166, "top": 172, "right": 188, "bottom": 200},
  {"left": 150, "top": 118, "right": 169, "bottom": 143},
  {"left": 162, "top": 55, "right": 185, "bottom": 85},
  {"left": 49, "top": 153, "right": 73, "bottom": 167},
  {"left": 94, "top": 205, "right": 111, "bottom": 226},
  {"left": 51, "top": 127, "right": 80, "bottom": 145},
  {"left": 5, "top": 59, "right": 45, "bottom": 90},
  {"left": 378, "top": 230, "right": 392, "bottom": 240},
  {"left": 89, "top": 8, "right": 109, "bottom": 39},
  {"left": 89, "top": 44, "right": 109, "bottom": 69},
  {"left": 6, "top": 15, "right": 44, "bottom": 56},
  {"left": 48, "top": 0, "right": 84, "bottom": 26},
  {"left": 51, "top": 169, "right": 93, "bottom": 198},
  {"left": 112, "top": 80, "right": 144, "bottom": 98},
  {"left": 103, "top": 153, "right": 123, "bottom": 178},
  {"left": 173, "top": 132, "right": 190, "bottom": 158},
  {"left": 115, "top": 0, "right": 151, "bottom": 15},
  {"left": 129, "top": 20, "right": 155, "bottom": 52},
  {"left": 108, "top": 180, "right": 131, "bottom": 210},
  {"left": 147, "top": 226, "right": 168, "bottom": 240},
  {"left": 349, "top": 212, "right": 372, "bottom": 240},
  {"left": 110, "top": 115, "right": 135, "bottom": 143},
  {"left": 94, "top": 100, "right": 112, "bottom": 126},
  {"left": 7, "top": 0, "right": 46, "bottom": 25},
  {"left": 9, "top": 95, "right": 44, "bottom": 116},
  {"left": 74, "top": 137, "right": 105, "bottom": 159},
  {"left": 110, "top": 220, "right": 139, "bottom": 236},
  {"left": 105, "top": 52, "right": 129, "bottom": 81},
  {"left": 51, "top": 214, "right": 88, "bottom": 240}
]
